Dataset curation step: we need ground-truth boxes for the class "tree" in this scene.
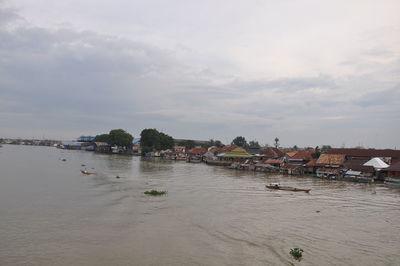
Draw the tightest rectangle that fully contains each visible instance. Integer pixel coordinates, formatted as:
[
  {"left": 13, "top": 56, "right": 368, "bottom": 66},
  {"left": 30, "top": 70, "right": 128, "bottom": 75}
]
[
  {"left": 93, "top": 133, "right": 110, "bottom": 143},
  {"left": 320, "top": 145, "right": 332, "bottom": 153},
  {"left": 214, "top": 140, "right": 224, "bottom": 148},
  {"left": 141, "top": 129, "right": 161, "bottom": 153},
  {"left": 140, "top": 129, "right": 174, "bottom": 154},
  {"left": 178, "top": 140, "right": 195, "bottom": 149},
  {"left": 249, "top": 140, "right": 260, "bottom": 148},
  {"left": 274, "top": 137, "right": 280, "bottom": 148},
  {"left": 208, "top": 139, "right": 224, "bottom": 148},
  {"left": 108, "top": 129, "right": 133, "bottom": 148},
  {"left": 231, "top": 136, "right": 248, "bottom": 148},
  {"left": 293, "top": 145, "right": 298, "bottom": 151},
  {"left": 159, "top": 132, "right": 174, "bottom": 150},
  {"left": 312, "top": 146, "right": 321, "bottom": 159}
]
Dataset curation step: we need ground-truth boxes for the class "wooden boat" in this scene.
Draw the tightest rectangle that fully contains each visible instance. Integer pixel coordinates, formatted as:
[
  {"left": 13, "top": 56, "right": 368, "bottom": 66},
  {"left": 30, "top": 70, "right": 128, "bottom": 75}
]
[
  {"left": 266, "top": 184, "right": 310, "bottom": 193},
  {"left": 186, "top": 156, "right": 202, "bottom": 163},
  {"left": 384, "top": 178, "right": 400, "bottom": 188},
  {"left": 81, "top": 170, "right": 94, "bottom": 175}
]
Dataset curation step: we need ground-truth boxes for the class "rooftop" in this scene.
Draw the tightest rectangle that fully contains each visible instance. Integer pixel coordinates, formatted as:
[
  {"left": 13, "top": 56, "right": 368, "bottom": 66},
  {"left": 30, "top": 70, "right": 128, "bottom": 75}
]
[
  {"left": 316, "top": 154, "right": 346, "bottom": 166},
  {"left": 387, "top": 161, "right": 400, "bottom": 172},
  {"left": 329, "top": 148, "right": 400, "bottom": 159}
]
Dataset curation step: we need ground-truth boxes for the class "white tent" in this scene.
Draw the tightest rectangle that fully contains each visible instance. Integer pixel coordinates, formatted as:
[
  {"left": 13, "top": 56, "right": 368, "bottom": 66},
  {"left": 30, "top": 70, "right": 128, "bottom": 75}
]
[{"left": 363, "top": 157, "right": 389, "bottom": 169}]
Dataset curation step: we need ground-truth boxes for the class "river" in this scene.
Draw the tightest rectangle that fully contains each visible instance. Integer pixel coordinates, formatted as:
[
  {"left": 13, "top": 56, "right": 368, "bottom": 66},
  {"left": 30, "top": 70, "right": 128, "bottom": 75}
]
[{"left": 0, "top": 145, "right": 399, "bottom": 265}]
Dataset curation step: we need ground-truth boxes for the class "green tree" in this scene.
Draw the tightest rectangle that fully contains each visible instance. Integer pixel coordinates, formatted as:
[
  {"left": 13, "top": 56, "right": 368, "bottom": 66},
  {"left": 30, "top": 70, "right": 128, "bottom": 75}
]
[
  {"left": 231, "top": 136, "right": 248, "bottom": 148},
  {"left": 178, "top": 140, "right": 196, "bottom": 150},
  {"left": 214, "top": 140, "right": 224, "bottom": 148},
  {"left": 249, "top": 140, "right": 260, "bottom": 148},
  {"left": 141, "top": 129, "right": 160, "bottom": 153},
  {"left": 312, "top": 146, "right": 321, "bottom": 159},
  {"left": 93, "top": 133, "right": 110, "bottom": 143},
  {"left": 108, "top": 129, "right": 133, "bottom": 148},
  {"left": 208, "top": 139, "right": 224, "bottom": 148},
  {"left": 159, "top": 132, "right": 174, "bottom": 150},
  {"left": 140, "top": 129, "right": 174, "bottom": 154},
  {"left": 320, "top": 145, "right": 332, "bottom": 153}
]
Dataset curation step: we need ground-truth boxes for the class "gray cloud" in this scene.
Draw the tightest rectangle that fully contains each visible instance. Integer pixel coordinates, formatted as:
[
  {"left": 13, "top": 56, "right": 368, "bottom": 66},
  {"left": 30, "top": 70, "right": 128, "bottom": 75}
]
[{"left": 0, "top": 4, "right": 399, "bottom": 148}]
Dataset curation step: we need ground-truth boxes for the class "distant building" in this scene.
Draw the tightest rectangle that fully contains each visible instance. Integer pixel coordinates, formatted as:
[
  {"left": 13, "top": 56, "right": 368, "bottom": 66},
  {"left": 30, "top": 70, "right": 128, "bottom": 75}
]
[
  {"left": 386, "top": 162, "right": 400, "bottom": 178},
  {"left": 77, "top": 136, "right": 95, "bottom": 142}
]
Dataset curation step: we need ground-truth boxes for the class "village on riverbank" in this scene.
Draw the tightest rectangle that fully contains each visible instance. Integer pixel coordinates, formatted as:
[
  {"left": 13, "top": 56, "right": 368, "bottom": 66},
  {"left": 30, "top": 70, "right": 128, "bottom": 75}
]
[{"left": 2, "top": 128, "right": 400, "bottom": 186}]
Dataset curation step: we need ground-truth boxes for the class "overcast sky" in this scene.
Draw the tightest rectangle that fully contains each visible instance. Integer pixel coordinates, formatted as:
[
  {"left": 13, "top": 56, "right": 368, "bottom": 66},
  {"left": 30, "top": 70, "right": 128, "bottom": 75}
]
[{"left": 1, "top": 0, "right": 399, "bottom": 148}]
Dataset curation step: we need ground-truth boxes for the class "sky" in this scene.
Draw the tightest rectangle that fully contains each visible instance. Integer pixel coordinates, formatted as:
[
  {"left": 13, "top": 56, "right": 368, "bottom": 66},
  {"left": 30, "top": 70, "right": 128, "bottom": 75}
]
[{"left": 0, "top": 0, "right": 399, "bottom": 148}]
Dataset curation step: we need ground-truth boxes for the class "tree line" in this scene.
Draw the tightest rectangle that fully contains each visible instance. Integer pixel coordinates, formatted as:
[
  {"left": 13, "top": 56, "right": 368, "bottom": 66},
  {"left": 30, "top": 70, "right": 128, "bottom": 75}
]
[{"left": 92, "top": 128, "right": 334, "bottom": 155}]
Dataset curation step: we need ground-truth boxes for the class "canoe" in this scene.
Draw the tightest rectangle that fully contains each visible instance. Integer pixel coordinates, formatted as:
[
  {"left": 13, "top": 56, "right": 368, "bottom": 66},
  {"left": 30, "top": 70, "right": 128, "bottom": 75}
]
[
  {"left": 266, "top": 184, "right": 310, "bottom": 193},
  {"left": 81, "top": 170, "right": 94, "bottom": 175}
]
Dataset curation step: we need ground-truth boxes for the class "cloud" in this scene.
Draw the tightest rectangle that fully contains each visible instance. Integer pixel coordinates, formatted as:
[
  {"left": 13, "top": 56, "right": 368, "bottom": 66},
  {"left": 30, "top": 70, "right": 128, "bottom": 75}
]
[
  {"left": 0, "top": 3, "right": 399, "bottom": 148},
  {"left": 355, "top": 87, "right": 400, "bottom": 107}
]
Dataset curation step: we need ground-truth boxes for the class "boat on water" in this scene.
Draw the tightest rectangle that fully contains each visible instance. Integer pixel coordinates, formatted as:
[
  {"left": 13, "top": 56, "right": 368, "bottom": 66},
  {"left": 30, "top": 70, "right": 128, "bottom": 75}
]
[
  {"left": 384, "top": 178, "right": 400, "bottom": 188},
  {"left": 81, "top": 170, "right": 94, "bottom": 175},
  {"left": 186, "top": 156, "right": 202, "bottom": 163},
  {"left": 266, "top": 183, "right": 311, "bottom": 193}
]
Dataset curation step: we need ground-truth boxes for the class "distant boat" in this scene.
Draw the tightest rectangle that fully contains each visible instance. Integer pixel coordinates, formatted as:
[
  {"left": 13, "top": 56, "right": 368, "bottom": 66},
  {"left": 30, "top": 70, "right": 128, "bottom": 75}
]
[
  {"left": 187, "top": 156, "right": 202, "bottom": 163},
  {"left": 266, "top": 183, "right": 311, "bottom": 193},
  {"left": 384, "top": 178, "right": 400, "bottom": 188},
  {"left": 81, "top": 170, "right": 94, "bottom": 175}
]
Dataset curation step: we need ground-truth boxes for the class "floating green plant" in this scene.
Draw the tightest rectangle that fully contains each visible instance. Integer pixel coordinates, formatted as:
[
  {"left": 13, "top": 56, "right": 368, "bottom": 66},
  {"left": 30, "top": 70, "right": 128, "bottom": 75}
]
[
  {"left": 144, "top": 190, "right": 167, "bottom": 196},
  {"left": 290, "top": 248, "right": 304, "bottom": 260}
]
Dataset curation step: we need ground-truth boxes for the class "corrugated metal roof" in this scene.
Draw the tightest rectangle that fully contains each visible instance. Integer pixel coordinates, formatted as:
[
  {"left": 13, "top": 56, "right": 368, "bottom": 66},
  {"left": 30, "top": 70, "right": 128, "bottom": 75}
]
[
  {"left": 286, "top": 151, "right": 298, "bottom": 158},
  {"left": 291, "top": 149, "right": 315, "bottom": 160},
  {"left": 305, "top": 158, "right": 317, "bottom": 167},
  {"left": 316, "top": 154, "right": 346, "bottom": 165},
  {"left": 282, "top": 164, "right": 301, "bottom": 169},
  {"left": 265, "top": 159, "right": 283, "bottom": 164},
  {"left": 220, "top": 147, "right": 252, "bottom": 158},
  {"left": 387, "top": 161, "right": 400, "bottom": 171},
  {"left": 329, "top": 148, "right": 400, "bottom": 158},
  {"left": 344, "top": 159, "right": 374, "bottom": 172},
  {"left": 260, "top": 147, "right": 285, "bottom": 158},
  {"left": 187, "top": 147, "right": 207, "bottom": 155},
  {"left": 94, "top": 142, "right": 109, "bottom": 146}
]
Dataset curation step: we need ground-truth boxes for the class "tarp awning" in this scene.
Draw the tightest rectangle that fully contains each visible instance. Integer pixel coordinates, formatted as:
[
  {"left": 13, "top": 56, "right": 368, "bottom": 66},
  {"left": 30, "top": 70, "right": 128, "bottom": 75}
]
[{"left": 363, "top": 157, "right": 389, "bottom": 169}]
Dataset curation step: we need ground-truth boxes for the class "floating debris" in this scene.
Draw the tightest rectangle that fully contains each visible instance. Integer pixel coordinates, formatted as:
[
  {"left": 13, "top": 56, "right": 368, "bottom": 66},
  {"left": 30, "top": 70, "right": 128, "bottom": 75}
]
[
  {"left": 144, "top": 190, "right": 167, "bottom": 196},
  {"left": 81, "top": 164, "right": 86, "bottom": 167},
  {"left": 116, "top": 175, "right": 120, "bottom": 179},
  {"left": 290, "top": 248, "right": 304, "bottom": 261}
]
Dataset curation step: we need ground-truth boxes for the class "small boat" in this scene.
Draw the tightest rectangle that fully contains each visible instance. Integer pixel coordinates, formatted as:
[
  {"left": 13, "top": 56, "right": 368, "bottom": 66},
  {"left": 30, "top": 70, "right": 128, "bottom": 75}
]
[
  {"left": 186, "top": 156, "right": 202, "bottom": 163},
  {"left": 384, "top": 178, "right": 400, "bottom": 188},
  {"left": 266, "top": 184, "right": 310, "bottom": 193},
  {"left": 81, "top": 170, "right": 94, "bottom": 175}
]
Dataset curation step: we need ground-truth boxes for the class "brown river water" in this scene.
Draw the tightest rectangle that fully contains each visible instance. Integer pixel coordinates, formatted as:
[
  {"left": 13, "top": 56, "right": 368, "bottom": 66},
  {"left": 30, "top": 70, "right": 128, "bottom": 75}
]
[{"left": 0, "top": 145, "right": 399, "bottom": 266}]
